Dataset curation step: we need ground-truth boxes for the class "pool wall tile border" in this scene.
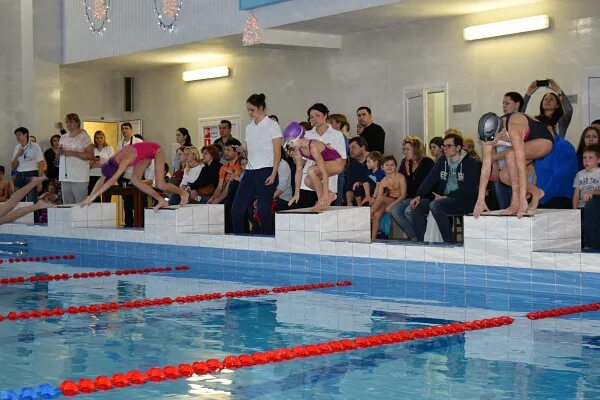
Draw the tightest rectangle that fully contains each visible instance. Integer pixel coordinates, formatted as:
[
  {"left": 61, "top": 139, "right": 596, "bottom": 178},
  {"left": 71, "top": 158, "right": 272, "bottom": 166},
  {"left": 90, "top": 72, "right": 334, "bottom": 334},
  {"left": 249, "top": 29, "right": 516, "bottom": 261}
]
[{"left": 0, "top": 210, "right": 597, "bottom": 282}]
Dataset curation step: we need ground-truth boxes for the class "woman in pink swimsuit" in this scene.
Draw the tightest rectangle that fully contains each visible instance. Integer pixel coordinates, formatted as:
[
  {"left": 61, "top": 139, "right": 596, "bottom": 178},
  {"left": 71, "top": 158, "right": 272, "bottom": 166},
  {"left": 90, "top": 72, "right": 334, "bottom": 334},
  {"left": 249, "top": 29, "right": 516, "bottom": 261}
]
[
  {"left": 82, "top": 142, "right": 188, "bottom": 211},
  {"left": 283, "top": 122, "right": 345, "bottom": 211}
]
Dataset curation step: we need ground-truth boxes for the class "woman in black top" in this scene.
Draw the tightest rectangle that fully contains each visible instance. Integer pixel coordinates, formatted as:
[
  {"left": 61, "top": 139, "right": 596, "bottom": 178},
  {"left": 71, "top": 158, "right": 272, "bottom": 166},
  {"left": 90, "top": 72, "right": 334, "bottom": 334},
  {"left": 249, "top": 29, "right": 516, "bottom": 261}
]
[
  {"left": 390, "top": 136, "right": 434, "bottom": 240},
  {"left": 189, "top": 145, "right": 222, "bottom": 203},
  {"left": 44, "top": 135, "right": 61, "bottom": 181}
]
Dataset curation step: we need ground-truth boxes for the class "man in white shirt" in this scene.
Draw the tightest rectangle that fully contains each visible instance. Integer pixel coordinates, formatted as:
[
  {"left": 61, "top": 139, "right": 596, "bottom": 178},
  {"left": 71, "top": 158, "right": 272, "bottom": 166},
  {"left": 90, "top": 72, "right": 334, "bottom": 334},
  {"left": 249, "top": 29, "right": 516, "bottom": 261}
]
[
  {"left": 11, "top": 127, "right": 45, "bottom": 221},
  {"left": 117, "top": 123, "right": 143, "bottom": 227}
]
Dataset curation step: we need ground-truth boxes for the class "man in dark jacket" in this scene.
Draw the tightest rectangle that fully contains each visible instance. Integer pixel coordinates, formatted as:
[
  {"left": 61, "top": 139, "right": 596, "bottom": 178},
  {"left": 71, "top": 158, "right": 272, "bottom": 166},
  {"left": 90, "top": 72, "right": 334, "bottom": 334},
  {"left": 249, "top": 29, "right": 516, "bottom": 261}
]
[{"left": 405, "top": 133, "right": 481, "bottom": 242}]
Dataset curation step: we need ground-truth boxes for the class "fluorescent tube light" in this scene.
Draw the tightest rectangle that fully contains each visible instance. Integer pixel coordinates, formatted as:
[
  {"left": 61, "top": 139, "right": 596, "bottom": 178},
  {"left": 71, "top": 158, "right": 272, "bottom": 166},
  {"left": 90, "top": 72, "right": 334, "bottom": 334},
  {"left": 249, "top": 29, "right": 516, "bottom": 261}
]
[
  {"left": 463, "top": 15, "right": 550, "bottom": 41},
  {"left": 182, "top": 66, "right": 229, "bottom": 82}
]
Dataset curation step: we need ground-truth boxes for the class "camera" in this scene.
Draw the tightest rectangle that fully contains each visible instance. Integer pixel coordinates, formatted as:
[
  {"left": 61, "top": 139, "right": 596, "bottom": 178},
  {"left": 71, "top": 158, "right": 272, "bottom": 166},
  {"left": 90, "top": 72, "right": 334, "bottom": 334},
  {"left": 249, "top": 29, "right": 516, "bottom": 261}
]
[{"left": 536, "top": 79, "right": 549, "bottom": 87}]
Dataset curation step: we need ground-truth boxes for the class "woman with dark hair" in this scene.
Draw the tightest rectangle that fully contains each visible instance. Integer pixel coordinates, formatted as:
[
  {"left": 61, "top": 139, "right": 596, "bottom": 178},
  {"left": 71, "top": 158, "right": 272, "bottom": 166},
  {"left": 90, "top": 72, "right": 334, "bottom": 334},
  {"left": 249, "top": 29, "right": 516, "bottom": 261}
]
[
  {"left": 488, "top": 92, "right": 526, "bottom": 209},
  {"left": 173, "top": 127, "right": 192, "bottom": 170},
  {"left": 428, "top": 137, "right": 444, "bottom": 161},
  {"left": 522, "top": 79, "right": 572, "bottom": 138},
  {"left": 231, "top": 93, "right": 282, "bottom": 234},
  {"left": 576, "top": 126, "right": 600, "bottom": 170},
  {"left": 44, "top": 134, "right": 62, "bottom": 182}
]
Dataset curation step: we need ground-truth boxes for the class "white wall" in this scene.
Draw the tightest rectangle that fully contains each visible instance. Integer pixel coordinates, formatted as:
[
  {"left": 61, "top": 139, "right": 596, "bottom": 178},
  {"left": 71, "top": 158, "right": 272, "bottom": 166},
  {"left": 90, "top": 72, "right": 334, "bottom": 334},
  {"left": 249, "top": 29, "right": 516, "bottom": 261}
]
[
  {"left": 59, "top": 0, "right": 600, "bottom": 163},
  {"left": 61, "top": 0, "right": 401, "bottom": 63},
  {"left": 0, "top": 0, "right": 61, "bottom": 165},
  {"left": 0, "top": 0, "right": 26, "bottom": 162}
]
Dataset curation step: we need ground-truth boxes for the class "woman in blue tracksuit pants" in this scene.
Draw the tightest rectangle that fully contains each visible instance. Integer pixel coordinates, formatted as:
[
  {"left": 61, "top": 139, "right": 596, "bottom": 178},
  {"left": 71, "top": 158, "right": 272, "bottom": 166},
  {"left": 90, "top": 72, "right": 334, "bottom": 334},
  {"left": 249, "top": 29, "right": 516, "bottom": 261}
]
[{"left": 231, "top": 93, "right": 282, "bottom": 235}]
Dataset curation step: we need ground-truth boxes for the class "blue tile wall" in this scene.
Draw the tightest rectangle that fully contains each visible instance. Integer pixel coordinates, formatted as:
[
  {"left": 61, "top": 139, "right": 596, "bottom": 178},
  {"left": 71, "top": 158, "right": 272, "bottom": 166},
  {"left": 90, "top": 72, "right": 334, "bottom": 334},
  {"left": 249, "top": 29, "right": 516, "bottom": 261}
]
[{"left": 0, "top": 233, "right": 594, "bottom": 318}]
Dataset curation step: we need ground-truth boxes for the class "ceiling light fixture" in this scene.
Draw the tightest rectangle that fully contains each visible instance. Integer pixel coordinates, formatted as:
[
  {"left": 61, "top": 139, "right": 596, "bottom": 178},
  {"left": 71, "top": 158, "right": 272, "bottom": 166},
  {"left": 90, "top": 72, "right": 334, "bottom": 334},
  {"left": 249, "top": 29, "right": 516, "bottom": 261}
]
[
  {"left": 463, "top": 15, "right": 550, "bottom": 41},
  {"left": 182, "top": 66, "right": 230, "bottom": 82}
]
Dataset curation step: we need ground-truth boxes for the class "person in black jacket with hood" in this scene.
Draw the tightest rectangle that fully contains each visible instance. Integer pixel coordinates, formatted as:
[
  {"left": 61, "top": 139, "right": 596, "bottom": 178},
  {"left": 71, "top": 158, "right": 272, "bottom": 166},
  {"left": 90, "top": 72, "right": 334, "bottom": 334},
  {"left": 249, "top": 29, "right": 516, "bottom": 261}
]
[{"left": 404, "top": 133, "right": 481, "bottom": 242}]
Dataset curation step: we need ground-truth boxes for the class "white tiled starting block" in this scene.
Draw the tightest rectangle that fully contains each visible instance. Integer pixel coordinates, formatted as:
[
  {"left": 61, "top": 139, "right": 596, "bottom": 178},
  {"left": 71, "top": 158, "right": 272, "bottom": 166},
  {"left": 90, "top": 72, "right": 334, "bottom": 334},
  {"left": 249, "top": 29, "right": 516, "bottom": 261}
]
[
  {"left": 144, "top": 204, "right": 225, "bottom": 235},
  {"left": 464, "top": 209, "right": 581, "bottom": 266},
  {"left": 48, "top": 203, "right": 117, "bottom": 228},
  {"left": 276, "top": 206, "right": 371, "bottom": 242},
  {"left": 1, "top": 202, "right": 34, "bottom": 224}
]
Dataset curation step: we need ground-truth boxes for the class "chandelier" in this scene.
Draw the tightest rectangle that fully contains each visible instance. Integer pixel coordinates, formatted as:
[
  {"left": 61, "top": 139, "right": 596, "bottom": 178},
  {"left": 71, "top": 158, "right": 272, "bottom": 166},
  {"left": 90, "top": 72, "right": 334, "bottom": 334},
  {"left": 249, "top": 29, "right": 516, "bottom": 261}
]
[
  {"left": 154, "top": 0, "right": 183, "bottom": 32},
  {"left": 83, "top": 0, "right": 111, "bottom": 34}
]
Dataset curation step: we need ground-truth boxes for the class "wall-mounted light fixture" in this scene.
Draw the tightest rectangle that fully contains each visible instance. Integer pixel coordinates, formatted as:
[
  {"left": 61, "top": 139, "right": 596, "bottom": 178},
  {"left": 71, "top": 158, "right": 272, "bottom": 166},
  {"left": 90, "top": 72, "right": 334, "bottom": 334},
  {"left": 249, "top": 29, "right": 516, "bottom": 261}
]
[
  {"left": 182, "top": 66, "right": 230, "bottom": 82},
  {"left": 463, "top": 15, "right": 550, "bottom": 41}
]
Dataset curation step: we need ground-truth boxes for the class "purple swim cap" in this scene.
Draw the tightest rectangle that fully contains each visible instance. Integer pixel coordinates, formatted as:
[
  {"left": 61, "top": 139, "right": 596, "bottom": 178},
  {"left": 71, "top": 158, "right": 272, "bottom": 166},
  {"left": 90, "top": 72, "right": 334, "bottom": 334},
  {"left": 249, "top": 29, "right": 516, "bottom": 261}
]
[
  {"left": 283, "top": 122, "right": 305, "bottom": 142},
  {"left": 101, "top": 158, "right": 119, "bottom": 179}
]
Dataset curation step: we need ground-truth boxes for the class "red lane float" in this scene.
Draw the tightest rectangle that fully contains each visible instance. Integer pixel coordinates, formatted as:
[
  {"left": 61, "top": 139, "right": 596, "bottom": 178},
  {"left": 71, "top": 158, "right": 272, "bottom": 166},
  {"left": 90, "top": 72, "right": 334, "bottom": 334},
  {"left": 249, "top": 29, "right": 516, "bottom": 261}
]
[
  {"left": 58, "top": 315, "right": 513, "bottom": 397},
  {"left": 0, "top": 254, "right": 76, "bottom": 264},
  {"left": 0, "top": 281, "right": 351, "bottom": 323},
  {"left": 0, "top": 266, "right": 188, "bottom": 286},
  {"left": 526, "top": 302, "right": 600, "bottom": 320}
]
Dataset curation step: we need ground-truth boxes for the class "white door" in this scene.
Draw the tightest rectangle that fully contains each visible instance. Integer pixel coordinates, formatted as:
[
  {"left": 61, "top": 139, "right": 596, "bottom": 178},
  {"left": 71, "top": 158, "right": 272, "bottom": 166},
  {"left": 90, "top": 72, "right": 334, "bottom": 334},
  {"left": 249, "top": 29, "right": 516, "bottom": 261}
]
[
  {"left": 582, "top": 67, "right": 600, "bottom": 126},
  {"left": 404, "top": 84, "right": 448, "bottom": 144},
  {"left": 588, "top": 77, "right": 600, "bottom": 124},
  {"left": 406, "top": 90, "right": 424, "bottom": 141}
]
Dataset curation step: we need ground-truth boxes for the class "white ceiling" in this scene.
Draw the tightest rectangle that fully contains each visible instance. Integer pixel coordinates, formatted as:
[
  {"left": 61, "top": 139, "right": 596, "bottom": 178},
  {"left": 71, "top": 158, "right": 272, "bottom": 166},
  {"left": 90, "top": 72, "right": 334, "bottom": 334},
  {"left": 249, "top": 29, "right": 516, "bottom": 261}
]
[
  {"left": 277, "top": 0, "right": 545, "bottom": 34},
  {"left": 65, "top": 0, "right": 546, "bottom": 71}
]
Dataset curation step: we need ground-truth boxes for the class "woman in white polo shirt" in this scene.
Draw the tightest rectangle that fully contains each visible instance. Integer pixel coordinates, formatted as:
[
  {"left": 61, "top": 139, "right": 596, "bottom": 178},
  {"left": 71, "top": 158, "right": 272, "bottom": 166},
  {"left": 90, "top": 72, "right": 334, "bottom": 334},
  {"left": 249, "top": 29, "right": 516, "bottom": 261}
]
[
  {"left": 231, "top": 93, "right": 282, "bottom": 234},
  {"left": 58, "top": 113, "right": 94, "bottom": 204},
  {"left": 11, "top": 127, "right": 45, "bottom": 213}
]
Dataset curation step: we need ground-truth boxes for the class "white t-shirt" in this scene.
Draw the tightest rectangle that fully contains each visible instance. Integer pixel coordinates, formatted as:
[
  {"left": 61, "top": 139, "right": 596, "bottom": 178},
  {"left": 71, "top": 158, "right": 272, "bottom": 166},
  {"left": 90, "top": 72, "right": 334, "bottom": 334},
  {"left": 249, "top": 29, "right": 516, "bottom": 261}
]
[
  {"left": 573, "top": 167, "right": 600, "bottom": 207},
  {"left": 300, "top": 124, "right": 347, "bottom": 193},
  {"left": 245, "top": 116, "right": 282, "bottom": 170},
  {"left": 276, "top": 160, "right": 293, "bottom": 202},
  {"left": 117, "top": 136, "right": 144, "bottom": 179},
  {"left": 59, "top": 131, "right": 93, "bottom": 182},
  {"left": 90, "top": 146, "right": 115, "bottom": 177},
  {"left": 12, "top": 141, "right": 43, "bottom": 172},
  {"left": 181, "top": 164, "right": 203, "bottom": 187}
]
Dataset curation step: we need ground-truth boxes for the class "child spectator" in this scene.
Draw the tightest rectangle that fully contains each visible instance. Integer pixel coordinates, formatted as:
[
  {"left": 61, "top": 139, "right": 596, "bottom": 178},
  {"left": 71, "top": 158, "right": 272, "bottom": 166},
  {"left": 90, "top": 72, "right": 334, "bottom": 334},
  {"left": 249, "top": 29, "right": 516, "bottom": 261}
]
[
  {"left": 37, "top": 180, "right": 60, "bottom": 224},
  {"left": 39, "top": 180, "right": 60, "bottom": 204},
  {"left": 370, "top": 156, "right": 406, "bottom": 240},
  {"left": 572, "top": 145, "right": 600, "bottom": 249},
  {"left": 354, "top": 151, "right": 383, "bottom": 205},
  {"left": 0, "top": 166, "right": 14, "bottom": 202},
  {"left": 573, "top": 146, "right": 600, "bottom": 208}
]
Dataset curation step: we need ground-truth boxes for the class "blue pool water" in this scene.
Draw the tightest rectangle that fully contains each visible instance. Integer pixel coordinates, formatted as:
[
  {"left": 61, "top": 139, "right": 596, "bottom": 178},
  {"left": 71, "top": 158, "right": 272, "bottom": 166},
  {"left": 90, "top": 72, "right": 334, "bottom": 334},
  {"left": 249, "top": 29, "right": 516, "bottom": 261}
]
[{"left": 0, "top": 236, "right": 599, "bottom": 399}]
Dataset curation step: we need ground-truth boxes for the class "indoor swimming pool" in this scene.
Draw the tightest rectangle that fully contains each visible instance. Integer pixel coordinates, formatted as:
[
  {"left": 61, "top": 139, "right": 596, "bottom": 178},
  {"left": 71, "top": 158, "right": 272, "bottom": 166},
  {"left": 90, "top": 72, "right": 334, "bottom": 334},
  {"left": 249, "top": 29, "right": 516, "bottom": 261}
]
[{"left": 0, "top": 236, "right": 598, "bottom": 399}]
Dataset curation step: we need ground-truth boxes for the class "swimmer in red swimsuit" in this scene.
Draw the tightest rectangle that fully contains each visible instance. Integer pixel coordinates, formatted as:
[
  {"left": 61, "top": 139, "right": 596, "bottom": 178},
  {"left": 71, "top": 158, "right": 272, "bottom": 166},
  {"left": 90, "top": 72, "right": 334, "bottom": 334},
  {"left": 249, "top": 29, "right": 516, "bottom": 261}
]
[
  {"left": 475, "top": 112, "right": 553, "bottom": 218},
  {"left": 82, "top": 142, "right": 189, "bottom": 211},
  {"left": 283, "top": 125, "right": 346, "bottom": 211}
]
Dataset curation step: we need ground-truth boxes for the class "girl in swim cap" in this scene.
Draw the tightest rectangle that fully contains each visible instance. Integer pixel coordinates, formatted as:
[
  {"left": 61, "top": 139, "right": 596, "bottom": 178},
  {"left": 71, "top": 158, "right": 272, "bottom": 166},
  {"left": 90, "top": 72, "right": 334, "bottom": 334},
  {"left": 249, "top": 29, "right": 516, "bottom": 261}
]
[
  {"left": 474, "top": 111, "right": 553, "bottom": 218},
  {"left": 82, "top": 141, "right": 189, "bottom": 211},
  {"left": 284, "top": 122, "right": 345, "bottom": 211}
]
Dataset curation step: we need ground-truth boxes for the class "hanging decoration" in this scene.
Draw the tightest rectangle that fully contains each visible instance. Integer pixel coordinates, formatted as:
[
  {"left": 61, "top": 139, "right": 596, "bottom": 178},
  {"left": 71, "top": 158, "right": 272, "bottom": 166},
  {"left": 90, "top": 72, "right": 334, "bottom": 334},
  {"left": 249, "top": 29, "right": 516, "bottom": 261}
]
[
  {"left": 154, "top": 0, "right": 183, "bottom": 32},
  {"left": 242, "top": 14, "right": 261, "bottom": 46},
  {"left": 83, "top": 0, "right": 111, "bottom": 34}
]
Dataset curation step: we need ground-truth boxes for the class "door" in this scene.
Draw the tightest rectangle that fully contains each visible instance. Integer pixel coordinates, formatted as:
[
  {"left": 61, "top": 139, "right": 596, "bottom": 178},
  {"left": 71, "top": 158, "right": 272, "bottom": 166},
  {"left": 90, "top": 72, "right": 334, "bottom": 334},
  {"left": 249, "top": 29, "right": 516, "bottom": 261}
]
[
  {"left": 582, "top": 67, "right": 600, "bottom": 126},
  {"left": 82, "top": 121, "right": 118, "bottom": 149},
  {"left": 406, "top": 90, "right": 424, "bottom": 141},
  {"left": 404, "top": 84, "right": 448, "bottom": 145}
]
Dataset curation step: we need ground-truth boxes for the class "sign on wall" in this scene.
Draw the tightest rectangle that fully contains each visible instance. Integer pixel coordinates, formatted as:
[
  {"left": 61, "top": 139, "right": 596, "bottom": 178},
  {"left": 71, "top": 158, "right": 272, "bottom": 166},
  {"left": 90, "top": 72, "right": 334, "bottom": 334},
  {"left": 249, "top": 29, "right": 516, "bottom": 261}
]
[
  {"left": 197, "top": 115, "right": 243, "bottom": 146},
  {"left": 239, "top": 0, "right": 290, "bottom": 10}
]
